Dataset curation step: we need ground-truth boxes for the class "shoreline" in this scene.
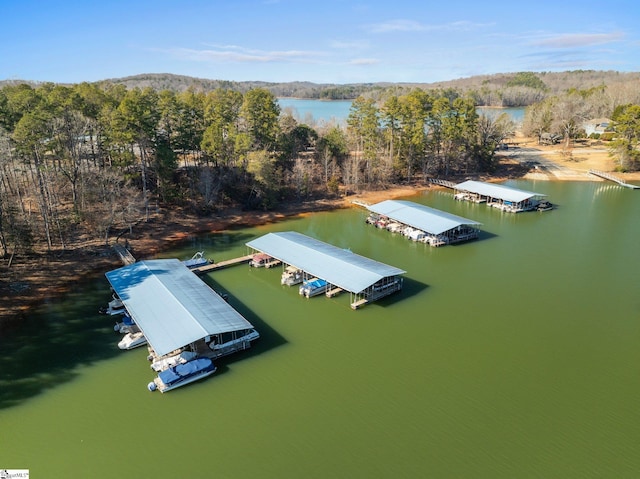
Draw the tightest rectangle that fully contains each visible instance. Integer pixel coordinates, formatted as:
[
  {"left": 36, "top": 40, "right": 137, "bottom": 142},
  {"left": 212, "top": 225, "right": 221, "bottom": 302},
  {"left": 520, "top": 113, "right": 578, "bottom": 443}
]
[{"left": 1, "top": 142, "right": 638, "bottom": 329}]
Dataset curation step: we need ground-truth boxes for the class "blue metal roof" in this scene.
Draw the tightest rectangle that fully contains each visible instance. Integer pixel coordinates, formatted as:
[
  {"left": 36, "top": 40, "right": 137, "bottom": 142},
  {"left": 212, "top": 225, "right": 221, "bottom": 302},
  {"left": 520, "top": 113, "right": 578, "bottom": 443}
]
[
  {"left": 454, "top": 180, "right": 545, "bottom": 202},
  {"left": 367, "top": 200, "right": 481, "bottom": 235},
  {"left": 246, "top": 232, "right": 405, "bottom": 294},
  {"left": 105, "top": 259, "right": 254, "bottom": 357}
]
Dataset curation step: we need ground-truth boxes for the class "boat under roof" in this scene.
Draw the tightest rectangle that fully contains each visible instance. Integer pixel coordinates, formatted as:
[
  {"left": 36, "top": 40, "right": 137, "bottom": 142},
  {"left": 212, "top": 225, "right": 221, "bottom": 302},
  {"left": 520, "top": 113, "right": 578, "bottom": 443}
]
[
  {"left": 246, "top": 231, "right": 405, "bottom": 295},
  {"left": 105, "top": 259, "right": 255, "bottom": 357},
  {"left": 454, "top": 180, "right": 545, "bottom": 203},
  {"left": 367, "top": 200, "right": 481, "bottom": 235}
]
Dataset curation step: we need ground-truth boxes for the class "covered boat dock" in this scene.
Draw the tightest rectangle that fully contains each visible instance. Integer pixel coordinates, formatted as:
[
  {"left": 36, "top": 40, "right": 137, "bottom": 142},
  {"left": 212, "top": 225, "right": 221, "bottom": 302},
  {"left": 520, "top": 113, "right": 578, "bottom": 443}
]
[
  {"left": 367, "top": 199, "right": 481, "bottom": 246},
  {"left": 454, "top": 180, "right": 547, "bottom": 212},
  {"left": 246, "top": 231, "right": 406, "bottom": 309},
  {"left": 105, "top": 259, "right": 259, "bottom": 361}
]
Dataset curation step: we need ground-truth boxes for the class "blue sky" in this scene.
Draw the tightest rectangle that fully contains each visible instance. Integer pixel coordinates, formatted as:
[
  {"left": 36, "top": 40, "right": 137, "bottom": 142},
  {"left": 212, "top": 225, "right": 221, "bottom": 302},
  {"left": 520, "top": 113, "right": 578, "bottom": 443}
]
[{"left": 2, "top": 0, "right": 638, "bottom": 84}]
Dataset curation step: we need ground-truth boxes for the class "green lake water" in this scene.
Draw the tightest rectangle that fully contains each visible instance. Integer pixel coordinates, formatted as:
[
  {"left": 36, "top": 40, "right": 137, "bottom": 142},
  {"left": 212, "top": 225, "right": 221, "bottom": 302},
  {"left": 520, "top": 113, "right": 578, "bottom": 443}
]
[{"left": 2, "top": 180, "right": 639, "bottom": 478}]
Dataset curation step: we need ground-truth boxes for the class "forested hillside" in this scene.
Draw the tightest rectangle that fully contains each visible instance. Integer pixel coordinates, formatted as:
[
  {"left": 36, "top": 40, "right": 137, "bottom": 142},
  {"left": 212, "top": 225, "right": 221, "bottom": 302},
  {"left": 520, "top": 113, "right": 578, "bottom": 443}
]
[
  {"left": 6, "top": 70, "right": 637, "bottom": 106},
  {"left": 93, "top": 70, "right": 640, "bottom": 106},
  {"left": 1, "top": 71, "right": 640, "bottom": 260}
]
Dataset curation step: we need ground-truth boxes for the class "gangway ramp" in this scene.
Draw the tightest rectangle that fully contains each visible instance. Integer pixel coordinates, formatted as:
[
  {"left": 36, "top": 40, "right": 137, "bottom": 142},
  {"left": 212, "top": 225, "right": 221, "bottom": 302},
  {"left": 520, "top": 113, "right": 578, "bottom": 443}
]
[{"left": 589, "top": 170, "right": 639, "bottom": 189}]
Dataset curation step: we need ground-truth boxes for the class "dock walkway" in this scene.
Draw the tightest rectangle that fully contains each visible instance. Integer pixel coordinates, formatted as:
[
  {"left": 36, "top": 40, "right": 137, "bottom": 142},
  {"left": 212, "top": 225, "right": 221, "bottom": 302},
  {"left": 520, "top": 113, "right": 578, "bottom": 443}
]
[
  {"left": 191, "top": 254, "right": 254, "bottom": 274},
  {"left": 112, "top": 243, "right": 136, "bottom": 265},
  {"left": 429, "top": 178, "right": 456, "bottom": 189},
  {"left": 589, "top": 170, "right": 639, "bottom": 189}
]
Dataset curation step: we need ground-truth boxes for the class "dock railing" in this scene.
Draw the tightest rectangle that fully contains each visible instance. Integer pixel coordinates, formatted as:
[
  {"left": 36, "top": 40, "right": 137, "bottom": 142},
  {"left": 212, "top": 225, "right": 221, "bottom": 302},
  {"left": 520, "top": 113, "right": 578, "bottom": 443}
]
[
  {"left": 429, "top": 178, "right": 456, "bottom": 189},
  {"left": 112, "top": 243, "right": 136, "bottom": 265},
  {"left": 589, "top": 170, "right": 639, "bottom": 189}
]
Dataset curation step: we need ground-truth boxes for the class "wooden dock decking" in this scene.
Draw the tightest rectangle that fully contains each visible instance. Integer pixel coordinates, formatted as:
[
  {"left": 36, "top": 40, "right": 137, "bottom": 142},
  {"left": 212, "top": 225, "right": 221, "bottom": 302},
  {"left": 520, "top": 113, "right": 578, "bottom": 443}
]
[
  {"left": 350, "top": 298, "right": 369, "bottom": 310},
  {"left": 112, "top": 243, "right": 136, "bottom": 265},
  {"left": 351, "top": 200, "right": 371, "bottom": 208},
  {"left": 429, "top": 178, "right": 456, "bottom": 189},
  {"left": 326, "top": 287, "right": 344, "bottom": 298},
  {"left": 589, "top": 170, "right": 640, "bottom": 189},
  {"left": 191, "top": 254, "right": 254, "bottom": 274}
]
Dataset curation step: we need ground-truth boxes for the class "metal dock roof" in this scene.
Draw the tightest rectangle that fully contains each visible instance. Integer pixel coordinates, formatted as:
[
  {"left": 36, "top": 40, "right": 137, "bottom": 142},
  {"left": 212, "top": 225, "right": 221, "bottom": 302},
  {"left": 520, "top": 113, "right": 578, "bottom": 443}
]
[
  {"left": 367, "top": 200, "right": 481, "bottom": 235},
  {"left": 246, "top": 231, "right": 405, "bottom": 294},
  {"left": 105, "top": 259, "right": 255, "bottom": 357},
  {"left": 454, "top": 180, "right": 545, "bottom": 202}
]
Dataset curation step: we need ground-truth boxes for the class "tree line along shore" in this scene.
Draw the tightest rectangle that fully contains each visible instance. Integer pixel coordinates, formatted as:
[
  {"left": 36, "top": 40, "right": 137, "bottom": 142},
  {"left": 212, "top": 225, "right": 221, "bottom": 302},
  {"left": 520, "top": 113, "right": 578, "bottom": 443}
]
[{"left": 1, "top": 73, "right": 640, "bottom": 327}]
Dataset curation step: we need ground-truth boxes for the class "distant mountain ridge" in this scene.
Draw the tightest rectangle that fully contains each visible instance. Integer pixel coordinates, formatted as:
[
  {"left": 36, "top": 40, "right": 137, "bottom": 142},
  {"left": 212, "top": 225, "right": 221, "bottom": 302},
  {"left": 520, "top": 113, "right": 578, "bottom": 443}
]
[
  {"left": 97, "top": 70, "right": 640, "bottom": 98},
  {"left": 2, "top": 70, "right": 639, "bottom": 103}
]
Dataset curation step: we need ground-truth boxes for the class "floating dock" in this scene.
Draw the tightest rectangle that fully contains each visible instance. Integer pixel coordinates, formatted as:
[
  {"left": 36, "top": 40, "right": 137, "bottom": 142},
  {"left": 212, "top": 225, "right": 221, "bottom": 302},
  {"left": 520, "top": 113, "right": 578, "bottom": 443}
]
[
  {"left": 191, "top": 255, "right": 254, "bottom": 274},
  {"left": 589, "top": 170, "right": 639, "bottom": 189},
  {"left": 246, "top": 231, "right": 405, "bottom": 309},
  {"left": 366, "top": 200, "right": 482, "bottom": 247}
]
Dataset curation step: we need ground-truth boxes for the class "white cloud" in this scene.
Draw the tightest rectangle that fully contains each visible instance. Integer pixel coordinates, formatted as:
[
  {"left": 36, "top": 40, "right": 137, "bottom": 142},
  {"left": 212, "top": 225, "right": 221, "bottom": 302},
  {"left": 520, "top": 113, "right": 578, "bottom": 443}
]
[
  {"left": 366, "top": 19, "right": 494, "bottom": 34},
  {"left": 367, "top": 19, "right": 425, "bottom": 33},
  {"left": 330, "top": 40, "right": 370, "bottom": 50},
  {"left": 165, "top": 45, "right": 326, "bottom": 64},
  {"left": 533, "top": 32, "right": 624, "bottom": 48},
  {"left": 349, "top": 58, "right": 379, "bottom": 65}
]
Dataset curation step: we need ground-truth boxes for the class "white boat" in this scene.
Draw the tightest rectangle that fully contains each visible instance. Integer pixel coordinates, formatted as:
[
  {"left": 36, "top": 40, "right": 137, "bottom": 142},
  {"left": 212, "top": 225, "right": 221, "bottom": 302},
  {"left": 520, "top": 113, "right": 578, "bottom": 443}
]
[
  {"left": 147, "top": 357, "right": 217, "bottom": 393},
  {"left": 118, "top": 331, "right": 147, "bottom": 350},
  {"left": 536, "top": 200, "right": 554, "bottom": 211},
  {"left": 407, "top": 229, "right": 426, "bottom": 242},
  {"left": 281, "top": 265, "right": 303, "bottom": 286},
  {"left": 365, "top": 213, "right": 379, "bottom": 225},
  {"left": 424, "top": 235, "right": 448, "bottom": 247},
  {"left": 386, "top": 222, "right": 403, "bottom": 233},
  {"left": 209, "top": 329, "right": 260, "bottom": 351},
  {"left": 150, "top": 351, "right": 198, "bottom": 372},
  {"left": 182, "top": 251, "right": 211, "bottom": 269},
  {"left": 114, "top": 313, "right": 138, "bottom": 334},
  {"left": 99, "top": 294, "right": 126, "bottom": 315},
  {"left": 401, "top": 226, "right": 416, "bottom": 237},
  {"left": 299, "top": 278, "right": 328, "bottom": 298}
]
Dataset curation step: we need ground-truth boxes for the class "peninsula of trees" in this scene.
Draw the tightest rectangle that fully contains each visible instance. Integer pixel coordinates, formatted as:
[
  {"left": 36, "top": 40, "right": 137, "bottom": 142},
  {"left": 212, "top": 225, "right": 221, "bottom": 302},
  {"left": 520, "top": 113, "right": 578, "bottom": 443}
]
[{"left": 1, "top": 70, "right": 639, "bottom": 259}]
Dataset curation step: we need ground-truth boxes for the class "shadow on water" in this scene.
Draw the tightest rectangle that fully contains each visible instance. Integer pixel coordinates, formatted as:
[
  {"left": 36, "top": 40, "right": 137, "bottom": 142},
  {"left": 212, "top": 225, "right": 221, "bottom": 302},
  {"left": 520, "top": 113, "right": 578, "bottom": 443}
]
[
  {"left": 471, "top": 230, "right": 498, "bottom": 243},
  {"left": 0, "top": 278, "right": 124, "bottom": 409},
  {"left": 200, "top": 275, "right": 287, "bottom": 363},
  {"left": 0, "top": 255, "right": 288, "bottom": 409},
  {"left": 391, "top": 276, "right": 428, "bottom": 303}
]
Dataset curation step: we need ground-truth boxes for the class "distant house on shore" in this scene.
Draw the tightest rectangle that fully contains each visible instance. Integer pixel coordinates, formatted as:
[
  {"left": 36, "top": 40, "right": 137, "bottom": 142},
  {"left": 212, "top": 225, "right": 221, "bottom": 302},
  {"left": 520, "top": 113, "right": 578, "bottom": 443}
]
[{"left": 583, "top": 118, "right": 611, "bottom": 136}]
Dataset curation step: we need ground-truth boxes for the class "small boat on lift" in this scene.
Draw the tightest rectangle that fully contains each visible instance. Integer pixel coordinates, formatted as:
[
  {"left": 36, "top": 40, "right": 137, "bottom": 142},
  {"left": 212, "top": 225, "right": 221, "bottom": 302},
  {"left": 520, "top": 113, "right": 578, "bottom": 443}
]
[
  {"left": 281, "top": 265, "right": 303, "bottom": 286},
  {"left": 299, "top": 278, "right": 328, "bottom": 298},
  {"left": 536, "top": 200, "right": 554, "bottom": 211},
  {"left": 182, "top": 251, "right": 212, "bottom": 269},
  {"left": 150, "top": 350, "right": 198, "bottom": 372},
  {"left": 118, "top": 331, "right": 147, "bottom": 350},
  {"left": 147, "top": 357, "right": 217, "bottom": 393},
  {"left": 114, "top": 313, "right": 137, "bottom": 334},
  {"left": 99, "top": 294, "right": 126, "bottom": 315}
]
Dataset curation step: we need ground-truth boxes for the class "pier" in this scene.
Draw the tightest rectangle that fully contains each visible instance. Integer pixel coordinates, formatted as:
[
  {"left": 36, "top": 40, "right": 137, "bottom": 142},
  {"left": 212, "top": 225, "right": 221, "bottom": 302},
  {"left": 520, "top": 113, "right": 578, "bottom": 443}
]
[
  {"left": 326, "top": 287, "right": 344, "bottom": 298},
  {"left": 589, "top": 170, "right": 639, "bottom": 189},
  {"left": 191, "top": 254, "right": 254, "bottom": 274},
  {"left": 351, "top": 298, "right": 368, "bottom": 310},
  {"left": 429, "top": 178, "right": 456, "bottom": 189},
  {"left": 112, "top": 243, "right": 136, "bottom": 265}
]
